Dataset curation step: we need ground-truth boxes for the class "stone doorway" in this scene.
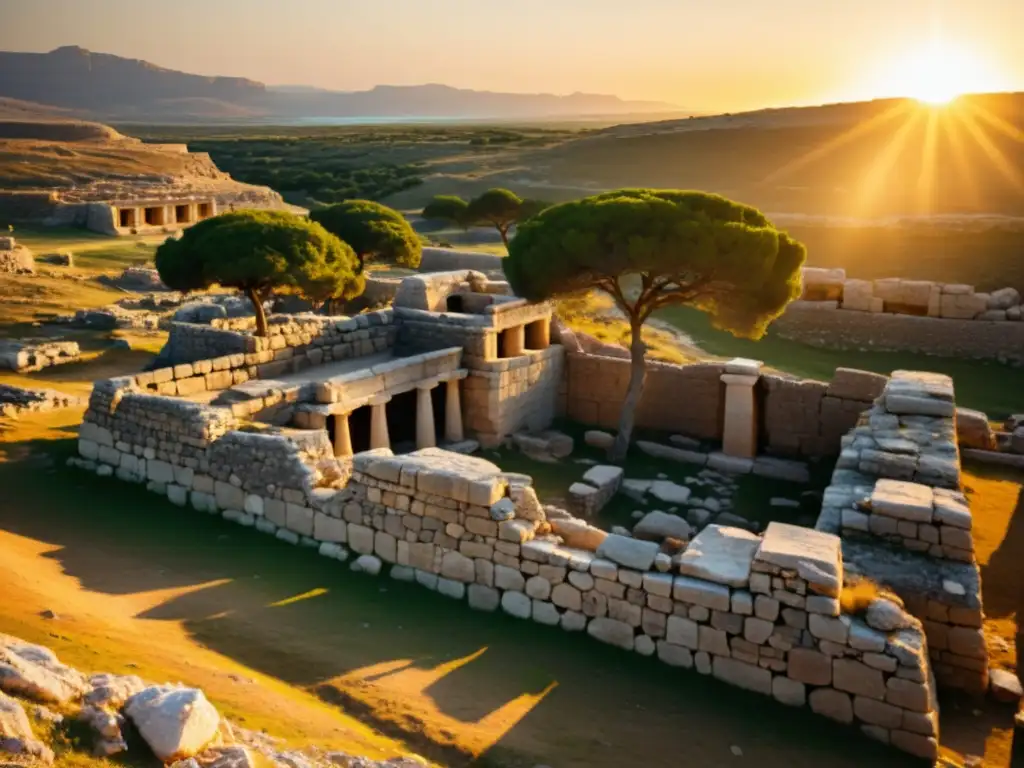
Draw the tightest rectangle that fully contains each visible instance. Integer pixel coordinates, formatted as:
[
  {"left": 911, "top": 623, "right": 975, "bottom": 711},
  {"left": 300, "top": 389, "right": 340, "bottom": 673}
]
[
  {"left": 347, "top": 406, "right": 373, "bottom": 454},
  {"left": 386, "top": 389, "right": 418, "bottom": 449},
  {"left": 175, "top": 204, "right": 194, "bottom": 224}
]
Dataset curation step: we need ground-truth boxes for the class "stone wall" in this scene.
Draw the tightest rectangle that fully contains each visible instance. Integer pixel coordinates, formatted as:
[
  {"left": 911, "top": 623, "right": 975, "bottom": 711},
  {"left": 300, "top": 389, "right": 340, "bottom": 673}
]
[
  {"left": 0, "top": 339, "right": 80, "bottom": 373},
  {"left": 69, "top": 441, "right": 942, "bottom": 761},
  {"left": 564, "top": 353, "right": 726, "bottom": 441},
  {"left": 816, "top": 371, "right": 987, "bottom": 693},
  {"left": 775, "top": 304, "right": 1024, "bottom": 366},
  {"left": 564, "top": 353, "right": 886, "bottom": 459},
  {"left": 761, "top": 368, "right": 889, "bottom": 458},
  {"left": 419, "top": 247, "right": 504, "bottom": 275},
  {"left": 464, "top": 347, "right": 565, "bottom": 447},
  {"left": 158, "top": 310, "right": 397, "bottom": 367}
]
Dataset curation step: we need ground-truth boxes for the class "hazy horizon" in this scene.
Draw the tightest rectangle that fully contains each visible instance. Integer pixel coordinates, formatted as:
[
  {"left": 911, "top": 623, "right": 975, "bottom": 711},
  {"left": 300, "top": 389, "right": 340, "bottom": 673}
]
[{"left": 3, "top": 0, "right": 1024, "bottom": 113}]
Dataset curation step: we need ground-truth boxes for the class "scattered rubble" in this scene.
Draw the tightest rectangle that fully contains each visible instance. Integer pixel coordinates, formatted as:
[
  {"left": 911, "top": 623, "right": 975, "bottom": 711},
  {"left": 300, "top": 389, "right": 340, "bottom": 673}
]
[{"left": 0, "top": 384, "right": 85, "bottom": 419}]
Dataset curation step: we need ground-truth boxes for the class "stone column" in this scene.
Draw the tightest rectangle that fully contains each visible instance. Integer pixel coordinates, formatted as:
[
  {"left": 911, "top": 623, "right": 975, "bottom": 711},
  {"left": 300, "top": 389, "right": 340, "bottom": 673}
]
[
  {"left": 369, "top": 397, "right": 391, "bottom": 450},
  {"left": 504, "top": 325, "right": 526, "bottom": 357},
  {"left": 333, "top": 412, "right": 353, "bottom": 458},
  {"left": 445, "top": 379, "right": 464, "bottom": 442},
  {"left": 415, "top": 384, "right": 437, "bottom": 450},
  {"left": 526, "top": 318, "right": 551, "bottom": 350},
  {"left": 721, "top": 358, "right": 762, "bottom": 459}
]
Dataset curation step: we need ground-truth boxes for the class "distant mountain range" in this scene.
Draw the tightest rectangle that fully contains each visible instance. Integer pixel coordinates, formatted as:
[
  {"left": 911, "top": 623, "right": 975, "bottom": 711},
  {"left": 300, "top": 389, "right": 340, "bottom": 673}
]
[{"left": 0, "top": 47, "right": 684, "bottom": 122}]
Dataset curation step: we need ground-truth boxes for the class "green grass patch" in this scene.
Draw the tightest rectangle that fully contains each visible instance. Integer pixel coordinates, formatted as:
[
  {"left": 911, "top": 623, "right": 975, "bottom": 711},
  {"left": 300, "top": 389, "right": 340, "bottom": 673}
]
[{"left": 659, "top": 305, "right": 1024, "bottom": 419}]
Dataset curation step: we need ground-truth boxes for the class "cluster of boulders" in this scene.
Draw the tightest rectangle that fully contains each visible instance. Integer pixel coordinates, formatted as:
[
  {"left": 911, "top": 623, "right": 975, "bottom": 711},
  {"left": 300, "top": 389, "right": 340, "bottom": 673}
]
[
  {"left": 0, "top": 339, "right": 80, "bottom": 373},
  {"left": 0, "top": 384, "right": 85, "bottom": 419},
  {"left": 0, "top": 236, "right": 35, "bottom": 275},
  {"left": 37, "top": 252, "right": 73, "bottom": 267},
  {"left": 98, "top": 266, "right": 168, "bottom": 292},
  {"left": 0, "top": 634, "right": 424, "bottom": 768},
  {"left": 799, "top": 267, "right": 1023, "bottom": 321}
]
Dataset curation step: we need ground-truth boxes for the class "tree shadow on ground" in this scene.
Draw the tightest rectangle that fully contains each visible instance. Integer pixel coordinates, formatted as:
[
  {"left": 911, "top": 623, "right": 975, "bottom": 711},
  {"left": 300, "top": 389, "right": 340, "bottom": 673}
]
[{"left": 0, "top": 436, "right": 922, "bottom": 768}]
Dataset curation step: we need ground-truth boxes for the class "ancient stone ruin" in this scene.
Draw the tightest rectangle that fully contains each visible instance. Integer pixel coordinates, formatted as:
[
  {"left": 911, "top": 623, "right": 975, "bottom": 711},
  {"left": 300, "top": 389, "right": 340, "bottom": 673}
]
[
  {"left": 0, "top": 339, "right": 80, "bottom": 373},
  {"left": 70, "top": 268, "right": 1005, "bottom": 761},
  {"left": 776, "top": 267, "right": 1024, "bottom": 365},
  {"left": 0, "top": 237, "right": 35, "bottom": 275}
]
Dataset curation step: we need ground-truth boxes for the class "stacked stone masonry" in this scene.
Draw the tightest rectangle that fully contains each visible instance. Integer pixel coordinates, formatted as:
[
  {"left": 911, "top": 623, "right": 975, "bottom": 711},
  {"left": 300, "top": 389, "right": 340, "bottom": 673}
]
[
  {"left": 0, "top": 339, "right": 80, "bottom": 373},
  {"left": 817, "top": 371, "right": 988, "bottom": 693},
  {"left": 72, "top": 436, "right": 942, "bottom": 761},
  {"left": 781, "top": 267, "right": 1024, "bottom": 365}
]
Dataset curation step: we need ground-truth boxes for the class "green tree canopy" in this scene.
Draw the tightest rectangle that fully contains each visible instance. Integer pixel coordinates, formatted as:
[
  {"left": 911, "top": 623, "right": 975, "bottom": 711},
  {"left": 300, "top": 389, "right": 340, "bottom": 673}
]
[
  {"left": 155, "top": 209, "right": 364, "bottom": 336},
  {"left": 466, "top": 188, "right": 523, "bottom": 247},
  {"left": 422, "top": 195, "right": 470, "bottom": 228},
  {"left": 309, "top": 199, "right": 422, "bottom": 270},
  {"left": 506, "top": 189, "right": 806, "bottom": 460}
]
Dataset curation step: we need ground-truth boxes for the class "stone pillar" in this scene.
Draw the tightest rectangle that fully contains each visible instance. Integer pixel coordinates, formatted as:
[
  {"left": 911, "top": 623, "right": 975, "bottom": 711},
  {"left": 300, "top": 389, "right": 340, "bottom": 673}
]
[
  {"left": 415, "top": 385, "right": 437, "bottom": 450},
  {"left": 369, "top": 397, "right": 391, "bottom": 450},
  {"left": 721, "top": 358, "right": 762, "bottom": 459},
  {"left": 445, "top": 379, "right": 464, "bottom": 442},
  {"left": 333, "top": 412, "right": 353, "bottom": 458},
  {"left": 526, "top": 318, "right": 551, "bottom": 350},
  {"left": 504, "top": 325, "right": 525, "bottom": 357}
]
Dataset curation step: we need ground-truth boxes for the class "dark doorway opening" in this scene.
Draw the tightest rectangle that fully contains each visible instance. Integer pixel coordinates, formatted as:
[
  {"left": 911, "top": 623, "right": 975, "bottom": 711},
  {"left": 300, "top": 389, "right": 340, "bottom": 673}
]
[
  {"left": 175, "top": 204, "right": 193, "bottom": 223},
  {"left": 446, "top": 294, "right": 464, "bottom": 313},
  {"left": 386, "top": 390, "right": 418, "bottom": 450},
  {"left": 432, "top": 384, "right": 447, "bottom": 444},
  {"left": 197, "top": 202, "right": 215, "bottom": 219},
  {"left": 118, "top": 208, "right": 136, "bottom": 228},
  {"left": 348, "top": 406, "right": 372, "bottom": 454}
]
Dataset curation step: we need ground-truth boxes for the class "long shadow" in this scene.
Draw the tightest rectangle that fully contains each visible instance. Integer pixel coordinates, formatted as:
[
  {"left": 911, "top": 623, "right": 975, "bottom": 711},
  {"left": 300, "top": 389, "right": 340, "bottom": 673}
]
[{"left": 0, "top": 436, "right": 922, "bottom": 768}]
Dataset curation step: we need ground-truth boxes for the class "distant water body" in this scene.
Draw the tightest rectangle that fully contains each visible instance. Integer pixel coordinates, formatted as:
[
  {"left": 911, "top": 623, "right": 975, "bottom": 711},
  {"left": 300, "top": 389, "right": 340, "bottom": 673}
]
[{"left": 282, "top": 116, "right": 494, "bottom": 126}]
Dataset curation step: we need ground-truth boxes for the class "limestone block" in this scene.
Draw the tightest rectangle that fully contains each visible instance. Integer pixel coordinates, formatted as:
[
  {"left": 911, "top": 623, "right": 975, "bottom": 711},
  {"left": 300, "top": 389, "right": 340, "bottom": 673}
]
[
  {"left": 827, "top": 368, "right": 888, "bottom": 402},
  {"left": 712, "top": 656, "right": 772, "bottom": 695},
  {"left": 440, "top": 551, "right": 475, "bottom": 582},
  {"left": 656, "top": 641, "right": 694, "bottom": 668},
  {"left": 347, "top": 524, "right": 374, "bottom": 555},
  {"left": 940, "top": 292, "right": 987, "bottom": 319},
  {"left": 870, "top": 479, "right": 933, "bottom": 522},
  {"left": 501, "top": 591, "right": 531, "bottom": 619},
  {"left": 956, "top": 407, "right": 995, "bottom": 450},
  {"left": 841, "top": 279, "right": 874, "bottom": 311},
  {"left": 788, "top": 648, "right": 832, "bottom": 685},
  {"left": 808, "top": 688, "right": 853, "bottom": 724},
  {"left": 672, "top": 575, "right": 731, "bottom": 611},
  {"left": 596, "top": 534, "right": 659, "bottom": 571},
  {"left": 802, "top": 267, "right": 846, "bottom": 301},
  {"left": 833, "top": 659, "right": 885, "bottom": 699},
  {"left": 285, "top": 505, "right": 314, "bottom": 537},
  {"left": 755, "top": 523, "right": 842, "bottom": 596},
  {"left": 586, "top": 618, "right": 635, "bottom": 651},
  {"left": 550, "top": 518, "right": 606, "bottom": 550},
  {"left": 648, "top": 480, "right": 692, "bottom": 504},
  {"left": 854, "top": 697, "right": 903, "bottom": 729},
  {"left": 552, "top": 583, "right": 582, "bottom": 611},
  {"left": 772, "top": 676, "right": 806, "bottom": 707},
  {"left": 437, "top": 578, "right": 465, "bottom": 600},
  {"left": 633, "top": 510, "right": 692, "bottom": 543},
  {"left": 166, "top": 485, "right": 189, "bottom": 507},
  {"left": 988, "top": 287, "right": 1021, "bottom": 310},
  {"left": 665, "top": 615, "right": 699, "bottom": 648},
  {"left": 678, "top": 525, "right": 759, "bottom": 588},
  {"left": 124, "top": 686, "right": 220, "bottom": 762}
]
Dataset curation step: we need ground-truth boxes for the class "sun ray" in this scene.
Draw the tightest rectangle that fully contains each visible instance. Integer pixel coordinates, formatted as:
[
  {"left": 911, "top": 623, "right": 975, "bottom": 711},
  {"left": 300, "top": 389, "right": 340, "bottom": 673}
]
[
  {"left": 916, "top": 107, "right": 940, "bottom": 213},
  {"left": 942, "top": 108, "right": 982, "bottom": 211},
  {"left": 957, "top": 106, "right": 1024, "bottom": 190},
  {"left": 761, "top": 101, "right": 913, "bottom": 185},
  {"left": 962, "top": 100, "right": 1024, "bottom": 143},
  {"left": 854, "top": 109, "right": 923, "bottom": 216}
]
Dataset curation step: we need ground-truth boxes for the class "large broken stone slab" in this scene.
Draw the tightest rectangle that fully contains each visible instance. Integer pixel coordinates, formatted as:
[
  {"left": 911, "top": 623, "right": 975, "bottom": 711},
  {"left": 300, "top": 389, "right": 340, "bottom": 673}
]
[
  {"left": 596, "top": 534, "right": 660, "bottom": 571},
  {"left": 0, "top": 634, "right": 88, "bottom": 704},
  {"left": 870, "top": 479, "right": 934, "bottom": 523},
  {"left": 125, "top": 685, "right": 221, "bottom": 762},
  {"left": 582, "top": 465, "right": 624, "bottom": 489},
  {"left": 633, "top": 511, "right": 692, "bottom": 543},
  {"left": 648, "top": 480, "right": 691, "bottom": 505},
  {"left": 753, "top": 457, "right": 810, "bottom": 484},
  {"left": 884, "top": 371, "right": 955, "bottom": 417},
  {"left": 636, "top": 440, "right": 707, "bottom": 465},
  {"left": 678, "top": 525, "right": 760, "bottom": 587},
  {"left": 756, "top": 523, "right": 842, "bottom": 597},
  {"left": 827, "top": 368, "right": 888, "bottom": 402}
]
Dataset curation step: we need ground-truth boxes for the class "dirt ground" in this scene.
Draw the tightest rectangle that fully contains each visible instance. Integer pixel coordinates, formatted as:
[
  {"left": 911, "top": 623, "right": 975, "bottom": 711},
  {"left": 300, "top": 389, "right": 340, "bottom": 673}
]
[{"left": 0, "top": 404, "right": 1021, "bottom": 767}]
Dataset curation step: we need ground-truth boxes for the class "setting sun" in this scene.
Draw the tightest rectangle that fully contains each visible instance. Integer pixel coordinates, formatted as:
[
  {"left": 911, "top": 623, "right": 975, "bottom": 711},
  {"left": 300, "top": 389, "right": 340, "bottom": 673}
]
[{"left": 886, "top": 40, "right": 1002, "bottom": 105}]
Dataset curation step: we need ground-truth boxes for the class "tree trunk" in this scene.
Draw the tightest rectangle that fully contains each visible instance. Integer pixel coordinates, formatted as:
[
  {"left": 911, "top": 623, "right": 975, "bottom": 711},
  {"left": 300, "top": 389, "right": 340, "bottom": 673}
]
[
  {"left": 246, "top": 287, "right": 269, "bottom": 337},
  {"left": 608, "top": 317, "right": 648, "bottom": 463},
  {"left": 497, "top": 225, "right": 510, "bottom": 249}
]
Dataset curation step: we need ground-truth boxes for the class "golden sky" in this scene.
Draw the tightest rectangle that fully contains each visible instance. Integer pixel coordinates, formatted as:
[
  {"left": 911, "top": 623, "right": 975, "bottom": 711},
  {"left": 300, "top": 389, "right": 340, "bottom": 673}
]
[{"left": 4, "top": 0, "right": 1023, "bottom": 112}]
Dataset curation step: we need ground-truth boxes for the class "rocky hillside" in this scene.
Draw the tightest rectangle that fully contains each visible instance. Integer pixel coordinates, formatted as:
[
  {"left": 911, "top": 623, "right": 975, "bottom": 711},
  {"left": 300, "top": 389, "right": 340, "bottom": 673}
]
[
  {"left": 0, "top": 633, "right": 426, "bottom": 768},
  {"left": 0, "top": 119, "right": 301, "bottom": 222}
]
